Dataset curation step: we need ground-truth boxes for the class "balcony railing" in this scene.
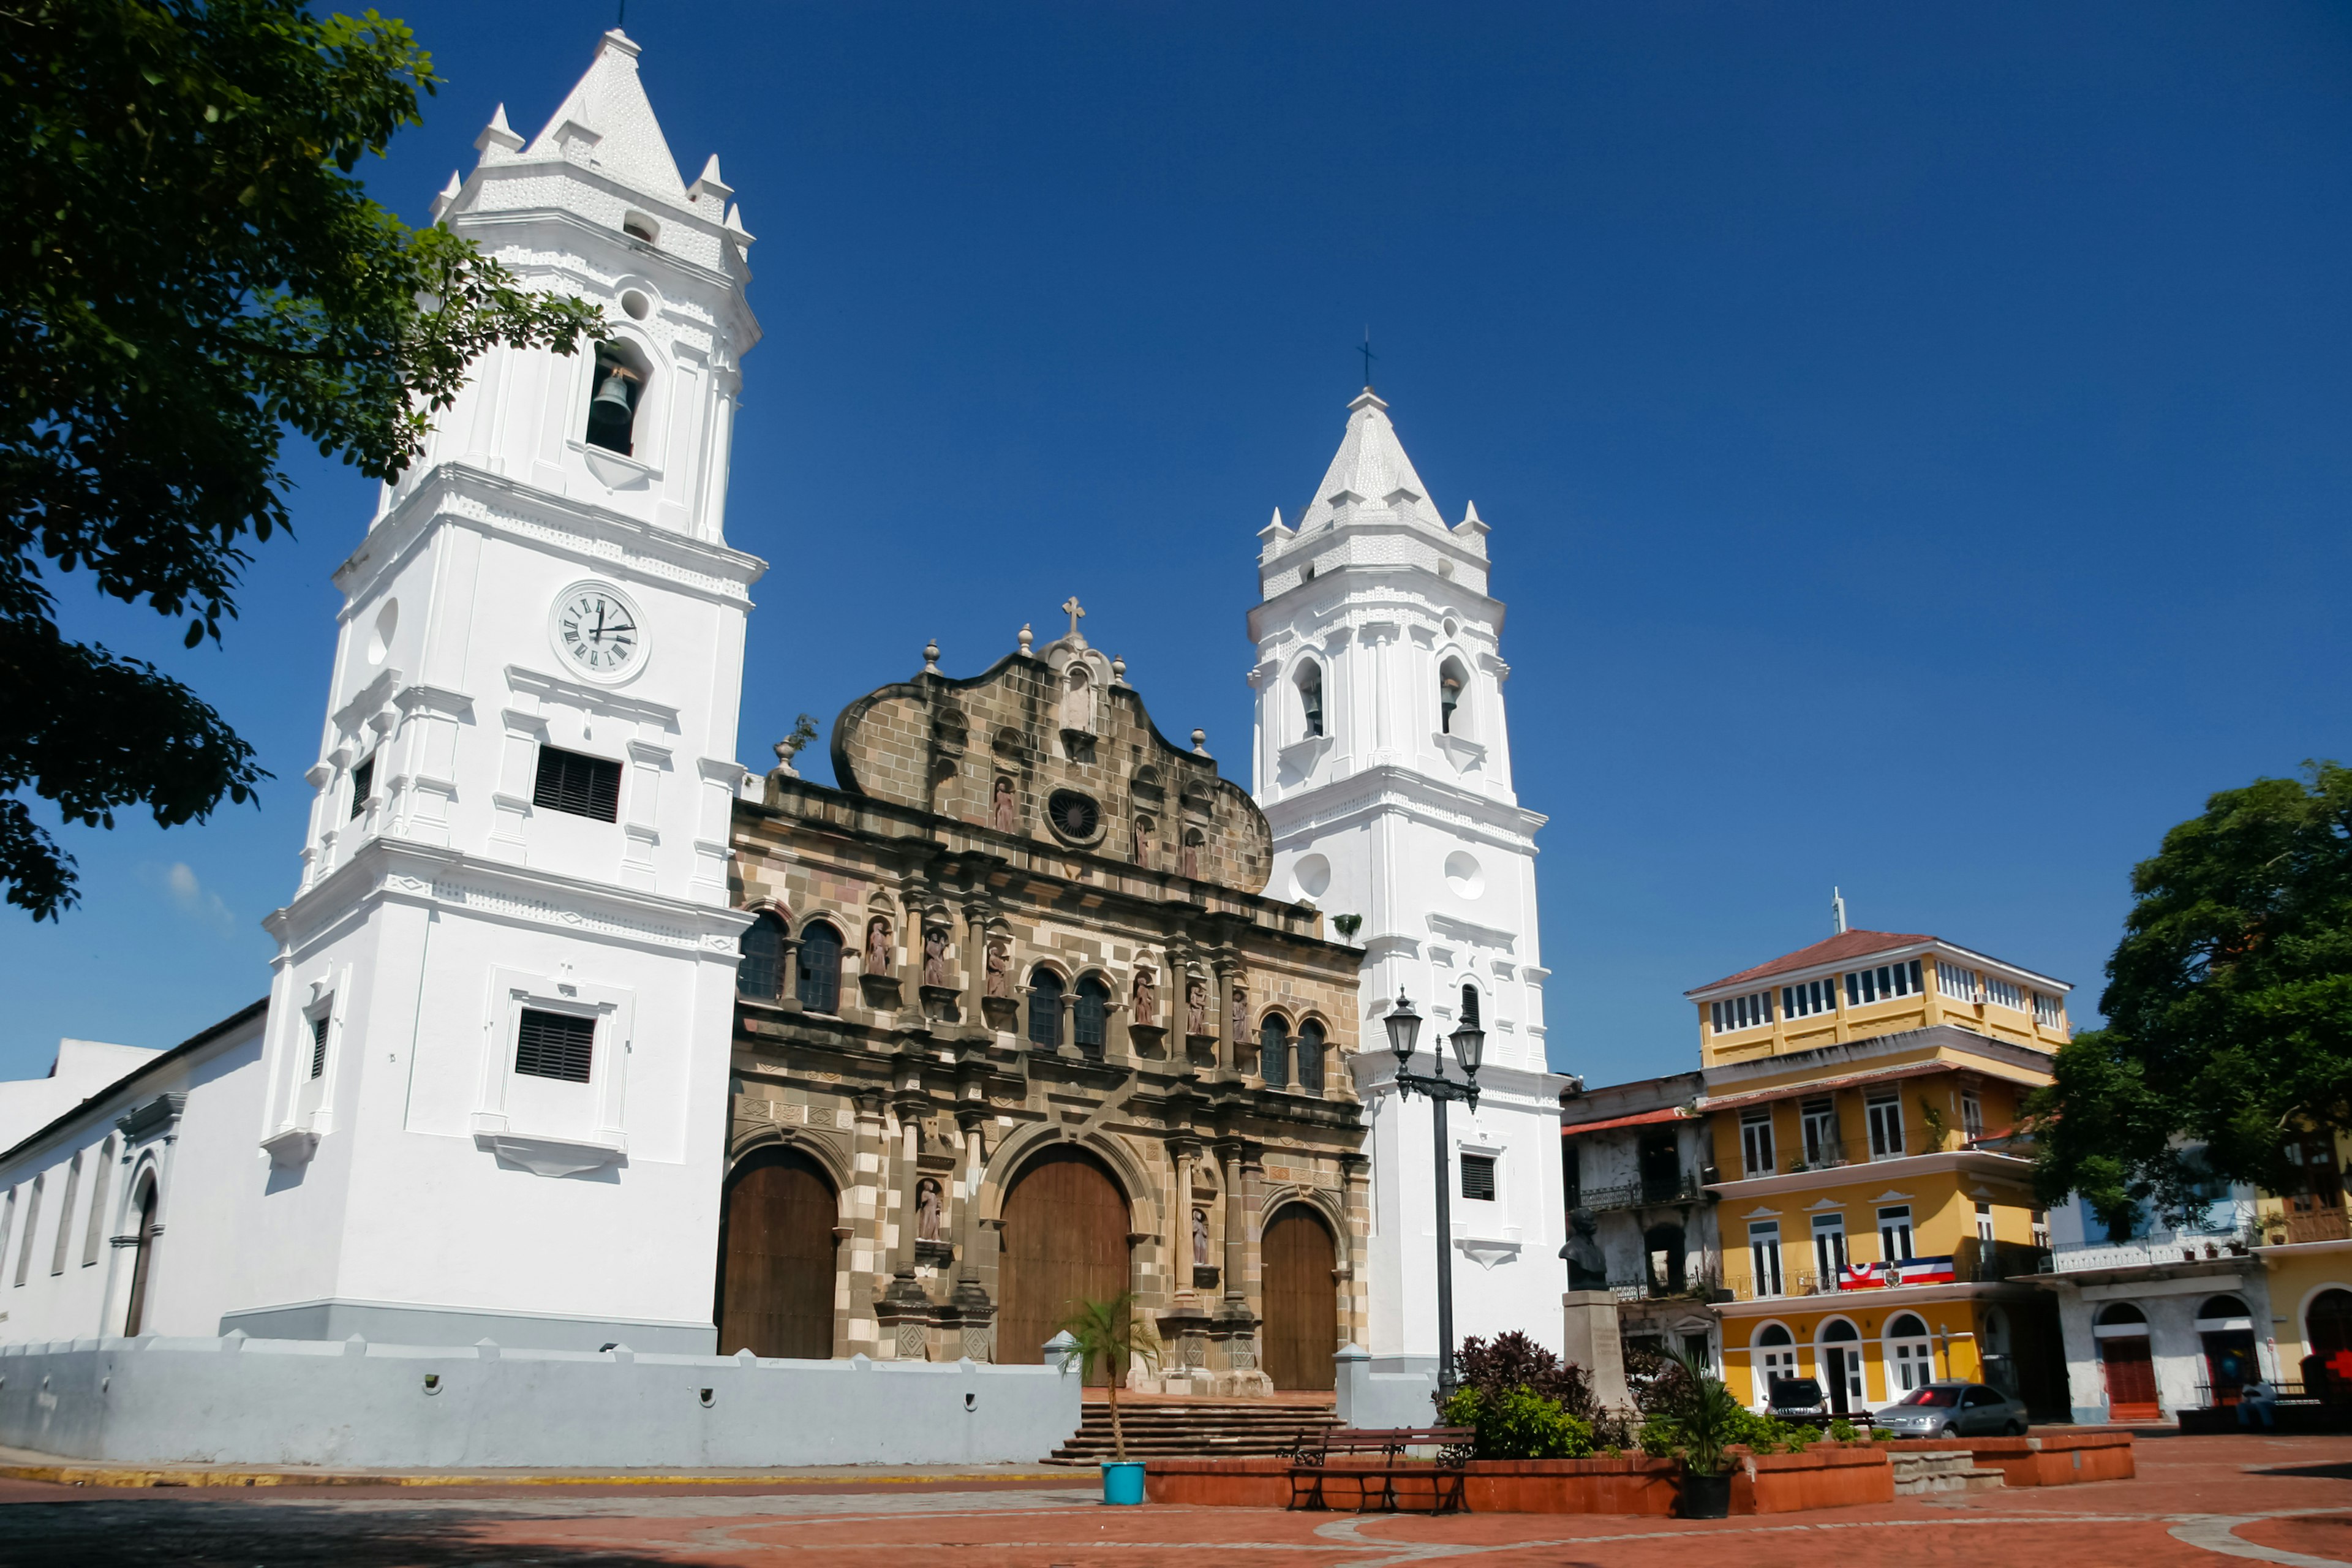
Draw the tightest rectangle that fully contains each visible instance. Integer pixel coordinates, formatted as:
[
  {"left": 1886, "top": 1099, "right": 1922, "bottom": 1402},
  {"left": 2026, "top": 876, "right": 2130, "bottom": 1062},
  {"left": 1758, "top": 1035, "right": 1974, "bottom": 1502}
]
[
  {"left": 2278, "top": 1208, "right": 2351, "bottom": 1245},
  {"left": 1724, "top": 1240, "right": 2050, "bottom": 1300},
  {"left": 1607, "top": 1267, "right": 1727, "bottom": 1305},
  {"left": 1725, "top": 1131, "right": 2019, "bottom": 1183},
  {"left": 2041, "top": 1226, "right": 2255, "bottom": 1274},
  {"left": 1569, "top": 1174, "right": 1706, "bottom": 1213}
]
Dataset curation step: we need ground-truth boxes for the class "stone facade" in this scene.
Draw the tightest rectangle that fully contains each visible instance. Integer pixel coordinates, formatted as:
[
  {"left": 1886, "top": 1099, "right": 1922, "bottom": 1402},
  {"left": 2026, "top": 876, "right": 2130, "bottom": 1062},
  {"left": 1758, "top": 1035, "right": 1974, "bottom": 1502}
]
[{"left": 724, "top": 628, "right": 1369, "bottom": 1391}]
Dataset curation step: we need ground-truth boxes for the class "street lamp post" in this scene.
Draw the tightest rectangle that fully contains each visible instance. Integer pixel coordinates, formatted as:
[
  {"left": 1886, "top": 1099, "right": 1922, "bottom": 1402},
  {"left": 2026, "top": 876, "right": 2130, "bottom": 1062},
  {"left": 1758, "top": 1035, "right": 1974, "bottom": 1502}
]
[{"left": 1384, "top": 989, "right": 1485, "bottom": 1396}]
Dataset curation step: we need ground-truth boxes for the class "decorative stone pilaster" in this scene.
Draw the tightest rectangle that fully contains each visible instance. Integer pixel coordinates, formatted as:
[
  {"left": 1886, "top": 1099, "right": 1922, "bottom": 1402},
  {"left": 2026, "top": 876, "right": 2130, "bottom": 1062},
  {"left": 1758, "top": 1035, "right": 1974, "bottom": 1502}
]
[
  {"left": 1203, "top": 1137, "right": 1271, "bottom": 1395},
  {"left": 874, "top": 1092, "right": 937, "bottom": 1360}
]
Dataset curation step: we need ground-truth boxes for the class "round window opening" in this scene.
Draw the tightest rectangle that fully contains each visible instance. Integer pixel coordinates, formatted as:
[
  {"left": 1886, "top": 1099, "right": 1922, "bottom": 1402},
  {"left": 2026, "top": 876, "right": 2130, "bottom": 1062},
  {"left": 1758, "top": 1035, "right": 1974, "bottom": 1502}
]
[
  {"left": 619, "top": 289, "right": 651, "bottom": 321},
  {"left": 1047, "top": 790, "right": 1101, "bottom": 841}
]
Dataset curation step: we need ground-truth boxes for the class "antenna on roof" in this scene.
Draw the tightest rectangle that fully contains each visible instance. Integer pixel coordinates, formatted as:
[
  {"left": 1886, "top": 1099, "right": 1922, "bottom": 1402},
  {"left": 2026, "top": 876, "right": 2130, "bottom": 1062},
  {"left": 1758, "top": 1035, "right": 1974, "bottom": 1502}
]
[{"left": 1831, "top": 886, "right": 1848, "bottom": 936}]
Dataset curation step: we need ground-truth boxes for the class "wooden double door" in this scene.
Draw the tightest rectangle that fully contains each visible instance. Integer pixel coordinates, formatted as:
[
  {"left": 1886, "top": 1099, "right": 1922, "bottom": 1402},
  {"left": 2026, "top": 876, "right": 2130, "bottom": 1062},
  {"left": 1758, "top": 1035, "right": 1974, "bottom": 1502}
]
[
  {"left": 1261, "top": 1205, "right": 1340, "bottom": 1392},
  {"left": 715, "top": 1146, "right": 840, "bottom": 1360},
  {"left": 998, "top": 1146, "right": 1133, "bottom": 1382}
]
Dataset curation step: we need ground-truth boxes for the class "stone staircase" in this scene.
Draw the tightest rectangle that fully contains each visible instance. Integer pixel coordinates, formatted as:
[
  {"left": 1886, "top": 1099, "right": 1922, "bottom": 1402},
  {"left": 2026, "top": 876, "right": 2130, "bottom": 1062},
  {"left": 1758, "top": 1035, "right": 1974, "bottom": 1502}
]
[
  {"left": 1890, "top": 1449, "right": 2007, "bottom": 1495},
  {"left": 1042, "top": 1400, "right": 1341, "bottom": 1465}
]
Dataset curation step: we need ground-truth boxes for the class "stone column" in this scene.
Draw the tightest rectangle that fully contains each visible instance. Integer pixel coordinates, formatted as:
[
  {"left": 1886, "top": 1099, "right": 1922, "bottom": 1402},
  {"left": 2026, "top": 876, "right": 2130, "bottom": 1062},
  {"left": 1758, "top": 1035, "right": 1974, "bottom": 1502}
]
[
  {"left": 959, "top": 903, "right": 989, "bottom": 1031},
  {"left": 1240, "top": 1145, "right": 1265, "bottom": 1313},
  {"left": 1219, "top": 1141, "right": 1249, "bottom": 1306},
  {"left": 952, "top": 1109, "right": 995, "bottom": 1360},
  {"left": 779, "top": 937, "right": 802, "bottom": 1010},
  {"left": 1172, "top": 1141, "right": 1199, "bottom": 1297},
  {"left": 1215, "top": 960, "right": 1240, "bottom": 1077},
  {"left": 846, "top": 1093, "right": 889, "bottom": 1359},
  {"left": 875, "top": 1094, "right": 934, "bottom": 1357}
]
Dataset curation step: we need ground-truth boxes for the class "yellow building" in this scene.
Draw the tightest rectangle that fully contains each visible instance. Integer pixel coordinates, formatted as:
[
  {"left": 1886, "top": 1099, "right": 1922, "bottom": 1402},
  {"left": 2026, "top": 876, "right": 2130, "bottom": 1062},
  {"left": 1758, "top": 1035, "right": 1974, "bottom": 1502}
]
[
  {"left": 2252, "top": 1129, "right": 2352, "bottom": 1387},
  {"left": 1688, "top": 926, "right": 2075, "bottom": 1420}
]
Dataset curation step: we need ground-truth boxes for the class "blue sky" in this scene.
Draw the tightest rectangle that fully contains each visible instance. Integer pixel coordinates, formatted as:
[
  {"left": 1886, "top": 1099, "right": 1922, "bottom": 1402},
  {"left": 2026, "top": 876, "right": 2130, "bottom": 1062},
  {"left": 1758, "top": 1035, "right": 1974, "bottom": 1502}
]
[{"left": 6, "top": 1, "right": 2349, "bottom": 1088}]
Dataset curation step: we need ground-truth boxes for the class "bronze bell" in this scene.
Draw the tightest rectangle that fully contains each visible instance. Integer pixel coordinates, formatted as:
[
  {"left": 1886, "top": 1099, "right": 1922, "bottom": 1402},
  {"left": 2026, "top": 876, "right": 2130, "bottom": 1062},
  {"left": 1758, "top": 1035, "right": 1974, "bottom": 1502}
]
[{"left": 586, "top": 368, "right": 636, "bottom": 451}]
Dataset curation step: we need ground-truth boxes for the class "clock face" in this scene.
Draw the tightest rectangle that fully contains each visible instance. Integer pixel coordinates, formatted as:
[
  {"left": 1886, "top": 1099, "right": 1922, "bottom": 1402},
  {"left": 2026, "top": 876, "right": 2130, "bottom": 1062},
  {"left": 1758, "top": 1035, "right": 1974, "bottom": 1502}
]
[{"left": 552, "top": 584, "right": 644, "bottom": 679}]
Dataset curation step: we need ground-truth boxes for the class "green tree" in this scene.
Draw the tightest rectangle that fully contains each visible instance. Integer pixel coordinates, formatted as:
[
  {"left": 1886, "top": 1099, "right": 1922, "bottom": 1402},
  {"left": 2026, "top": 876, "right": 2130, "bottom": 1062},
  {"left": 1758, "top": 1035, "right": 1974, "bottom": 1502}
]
[
  {"left": 1, "top": 0, "right": 603, "bottom": 918},
  {"left": 2029, "top": 763, "right": 2352, "bottom": 1232},
  {"left": 1054, "top": 1294, "right": 1160, "bottom": 1463}
]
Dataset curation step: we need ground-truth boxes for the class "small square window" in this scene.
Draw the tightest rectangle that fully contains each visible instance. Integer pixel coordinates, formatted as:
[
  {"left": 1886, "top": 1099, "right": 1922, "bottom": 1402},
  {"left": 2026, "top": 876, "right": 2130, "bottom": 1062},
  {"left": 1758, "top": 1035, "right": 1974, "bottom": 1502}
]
[
  {"left": 1460, "top": 1153, "right": 1497, "bottom": 1202},
  {"left": 514, "top": 1009, "right": 596, "bottom": 1083},
  {"left": 533, "top": 746, "right": 622, "bottom": 823}
]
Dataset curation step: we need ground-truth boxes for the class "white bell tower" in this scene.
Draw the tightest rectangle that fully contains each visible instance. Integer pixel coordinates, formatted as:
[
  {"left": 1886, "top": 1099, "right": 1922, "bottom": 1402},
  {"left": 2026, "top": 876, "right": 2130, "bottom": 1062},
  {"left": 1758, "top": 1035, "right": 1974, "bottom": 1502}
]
[
  {"left": 1248, "top": 389, "right": 1569, "bottom": 1365},
  {"left": 236, "top": 32, "right": 764, "bottom": 1352}
]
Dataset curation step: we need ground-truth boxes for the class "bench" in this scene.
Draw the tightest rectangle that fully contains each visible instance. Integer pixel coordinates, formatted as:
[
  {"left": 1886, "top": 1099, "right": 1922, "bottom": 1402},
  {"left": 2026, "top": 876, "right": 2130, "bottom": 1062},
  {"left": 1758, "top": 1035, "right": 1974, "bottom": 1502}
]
[{"left": 1284, "top": 1425, "right": 1477, "bottom": 1513}]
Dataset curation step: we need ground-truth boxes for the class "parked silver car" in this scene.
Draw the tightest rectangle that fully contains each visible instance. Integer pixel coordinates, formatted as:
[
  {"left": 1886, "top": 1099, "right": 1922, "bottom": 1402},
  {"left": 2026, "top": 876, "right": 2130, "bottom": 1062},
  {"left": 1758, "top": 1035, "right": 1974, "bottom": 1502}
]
[{"left": 1871, "top": 1381, "right": 2029, "bottom": 1438}]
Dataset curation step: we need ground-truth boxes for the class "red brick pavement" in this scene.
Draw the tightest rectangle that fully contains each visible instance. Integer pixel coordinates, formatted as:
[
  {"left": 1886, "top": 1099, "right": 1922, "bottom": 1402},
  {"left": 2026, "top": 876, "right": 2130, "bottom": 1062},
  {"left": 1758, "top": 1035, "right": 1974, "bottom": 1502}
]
[{"left": 0, "top": 1432, "right": 2346, "bottom": 1566}]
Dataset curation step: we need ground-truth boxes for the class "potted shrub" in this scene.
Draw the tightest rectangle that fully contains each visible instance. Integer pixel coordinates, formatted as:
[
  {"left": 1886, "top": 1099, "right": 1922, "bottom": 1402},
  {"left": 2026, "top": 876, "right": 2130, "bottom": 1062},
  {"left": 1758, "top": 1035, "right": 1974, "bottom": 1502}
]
[
  {"left": 1057, "top": 1294, "right": 1161, "bottom": 1506},
  {"left": 1654, "top": 1347, "right": 1745, "bottom": 1518}
]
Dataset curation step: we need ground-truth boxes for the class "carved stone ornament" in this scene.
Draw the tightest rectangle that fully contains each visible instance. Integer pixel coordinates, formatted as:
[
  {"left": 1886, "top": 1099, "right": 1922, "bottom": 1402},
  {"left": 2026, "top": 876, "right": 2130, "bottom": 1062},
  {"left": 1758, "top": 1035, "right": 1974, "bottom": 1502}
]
[
  {"left": 916, "top": 1177, "right": 944, "bottom": 1242},
  {"left": 922, "top": 925, "right": 951, "bottom": 988},
  {"left": 865, "top": 916, "right": 892, "bottom": 976},
  {"left": 1185, "top": 978, "right": 1208, "bottom": 1036},
  {"left": 991, "top": 776, "right": 1016, "bottom": 833},
  {"left": 1131, "top": 962, "right": 1158, "bottom": 1027},
  {"left": 986, "top": 938, "right": 1012, "bottom": 998},
  {"left": 1192, "top": 1205, "right": 1210, "bottom": 1269}
]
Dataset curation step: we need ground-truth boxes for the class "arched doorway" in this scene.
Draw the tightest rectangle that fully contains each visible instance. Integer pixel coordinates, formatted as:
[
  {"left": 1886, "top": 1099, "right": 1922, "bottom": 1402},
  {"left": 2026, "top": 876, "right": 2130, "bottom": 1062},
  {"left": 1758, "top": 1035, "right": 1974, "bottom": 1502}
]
[
  {"left": 122, "top": 1176, "right": 159, "bottom": 1336},
  {"left": 998, "top": 1145, "right": 1131, "bottom": 1381},
  {"left": 2305, "top": 1288, "right": 2352, "bottom": 1392},
  {"left": 1886, "top": 1312, "right": 1935, "bottom": 1396},
  {"left": 1819, "top": 1318, "right": 1864, "bottom": 1414},
  {"left": 714, "top": 1145, "right": 840, "bottom": 1359},
  {"left": 1753, "top": 1322, "right": 1798, "bottom": 1406},
  {"left": 2196, "top": 1294, "right": 2255, "bottom": 1403},
  {"left": 2096, "top": 1301, "right": 2158, "bottom": 1420},
  {"left": 1261, "top": 1204, "right": 1338, "bottom": 1390}
]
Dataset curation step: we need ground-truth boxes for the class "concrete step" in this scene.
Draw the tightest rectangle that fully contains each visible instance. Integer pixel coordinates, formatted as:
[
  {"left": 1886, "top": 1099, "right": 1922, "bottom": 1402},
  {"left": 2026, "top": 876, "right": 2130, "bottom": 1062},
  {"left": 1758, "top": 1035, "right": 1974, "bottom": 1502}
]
[
  {"left": 1890, "top": 1449, "right": 2007, "bottom": 1495},
  {"left": 1043, "top": 1403, "right": 1341, "bottom": 1464}
]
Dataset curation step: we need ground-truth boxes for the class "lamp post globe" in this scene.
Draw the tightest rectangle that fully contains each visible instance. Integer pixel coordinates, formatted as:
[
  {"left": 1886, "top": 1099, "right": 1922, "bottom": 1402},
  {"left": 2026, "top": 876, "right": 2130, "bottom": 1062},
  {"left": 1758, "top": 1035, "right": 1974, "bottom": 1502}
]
[
  {"left": 1385, "top": 990, "right": 1421, "bottom": 1065},
  {"left": 1449, "top": 1023, "right": 1485, "bottom": 1079}
]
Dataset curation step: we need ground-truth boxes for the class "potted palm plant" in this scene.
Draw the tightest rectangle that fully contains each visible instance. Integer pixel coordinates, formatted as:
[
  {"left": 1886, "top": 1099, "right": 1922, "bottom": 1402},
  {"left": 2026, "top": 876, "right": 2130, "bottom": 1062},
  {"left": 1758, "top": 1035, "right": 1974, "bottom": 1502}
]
[
  {"left": 1057, "top": 1293, "right": 1161, "bottom": 1506},
  {"left": 1659, "top": 1346, "right": 1743, "bottom": 1518}
]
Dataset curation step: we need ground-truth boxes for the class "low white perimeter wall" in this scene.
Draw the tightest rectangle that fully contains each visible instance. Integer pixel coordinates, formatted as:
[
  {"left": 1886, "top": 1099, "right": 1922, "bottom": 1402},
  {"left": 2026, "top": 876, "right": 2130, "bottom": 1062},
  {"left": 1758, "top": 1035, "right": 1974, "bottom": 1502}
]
[
  {"left": 0, "top": 1335, "right": 1081, "bottom": 1469},
  {"left": 1335, "top": 1345, "right": 1441, "bottom": 1430}
]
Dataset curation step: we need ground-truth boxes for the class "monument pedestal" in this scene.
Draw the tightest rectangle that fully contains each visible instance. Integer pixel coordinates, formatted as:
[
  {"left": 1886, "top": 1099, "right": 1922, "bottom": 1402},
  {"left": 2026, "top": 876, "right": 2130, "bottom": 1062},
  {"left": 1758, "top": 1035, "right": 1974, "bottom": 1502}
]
[{"left": 1561, "top": 1290, "right": 1630, "bottom": 1412}]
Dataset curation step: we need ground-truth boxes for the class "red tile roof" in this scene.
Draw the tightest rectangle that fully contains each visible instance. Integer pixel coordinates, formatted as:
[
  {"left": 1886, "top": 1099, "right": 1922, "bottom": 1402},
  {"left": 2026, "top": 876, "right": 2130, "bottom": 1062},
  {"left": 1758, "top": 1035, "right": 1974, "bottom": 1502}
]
[
  {"left": 1559, "top": 1106, "right": 1688, "bottom": 1137},
  {"left": 1689, "top": 929, "right": 1936, "bottom": 995}
]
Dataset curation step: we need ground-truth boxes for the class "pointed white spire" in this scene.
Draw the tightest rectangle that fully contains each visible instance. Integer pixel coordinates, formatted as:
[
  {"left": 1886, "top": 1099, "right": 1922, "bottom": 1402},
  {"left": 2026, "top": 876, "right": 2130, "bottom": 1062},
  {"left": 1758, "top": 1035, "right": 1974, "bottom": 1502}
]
[
  {"left": 1292, "top": 388, "right": 1446, "bottom": 535},
  {"left": 521, "top": 29, "right": 685, "bottom": 199},
  {"left": 1257, "top": 505, "right": 1291, "bottom": 545},
  {"left": 474, "top": 102, "right": 523, "bottom": 160},
  {"left": 429, "top": 170, "right": 463, "bottom": 223},
  {"left": 688, "top": 153, "right": 734, "bottom": 207},
  {"left": 722, "top": 203, "right": 755, "bottom": 250}
]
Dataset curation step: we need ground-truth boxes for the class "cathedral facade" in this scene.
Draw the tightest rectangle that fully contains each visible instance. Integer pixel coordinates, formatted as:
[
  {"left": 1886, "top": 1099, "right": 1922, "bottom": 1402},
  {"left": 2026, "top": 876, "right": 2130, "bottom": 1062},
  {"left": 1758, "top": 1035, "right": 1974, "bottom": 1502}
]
[{"left": 718, "top": 627, "right": 1368, "bottom": 1389}]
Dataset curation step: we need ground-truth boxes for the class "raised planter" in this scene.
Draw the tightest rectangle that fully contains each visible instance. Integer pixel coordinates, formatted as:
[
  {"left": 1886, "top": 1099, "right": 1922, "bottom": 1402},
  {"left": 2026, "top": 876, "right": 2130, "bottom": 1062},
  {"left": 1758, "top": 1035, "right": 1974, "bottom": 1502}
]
[
  {"left": 1143, "top": 1449, "right": 1899, "bottom": 1516},
  {"left": 1883, "top": 1431, "right": 2133, "bottom": 1487}
]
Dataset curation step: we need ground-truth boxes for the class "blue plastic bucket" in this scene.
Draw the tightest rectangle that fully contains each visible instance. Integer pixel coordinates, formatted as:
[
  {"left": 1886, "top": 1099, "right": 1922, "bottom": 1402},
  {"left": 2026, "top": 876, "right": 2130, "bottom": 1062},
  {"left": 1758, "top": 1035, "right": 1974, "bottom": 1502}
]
[{"left": 1101, "top": 1461, "right": 1146, "bottom": 1505}]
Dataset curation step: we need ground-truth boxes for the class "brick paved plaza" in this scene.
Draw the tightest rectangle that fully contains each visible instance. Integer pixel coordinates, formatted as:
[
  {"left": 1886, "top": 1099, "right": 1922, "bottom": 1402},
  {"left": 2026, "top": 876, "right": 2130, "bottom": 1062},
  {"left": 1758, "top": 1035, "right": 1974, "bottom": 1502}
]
[{"left": 1, "top": 1432, "right": 2350, "bottom": 1566}]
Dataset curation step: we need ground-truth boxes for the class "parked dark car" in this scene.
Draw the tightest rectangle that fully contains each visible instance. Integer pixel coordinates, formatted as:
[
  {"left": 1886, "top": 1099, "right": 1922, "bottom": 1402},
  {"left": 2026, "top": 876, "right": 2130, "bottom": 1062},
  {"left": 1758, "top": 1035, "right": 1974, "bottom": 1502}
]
[
  {"left": 1872, "top": 1381, "right": 2029, "bottom": 1438},
  {"left": 1765, "top": 1374, "right": 1831, "bottom": 1426}
]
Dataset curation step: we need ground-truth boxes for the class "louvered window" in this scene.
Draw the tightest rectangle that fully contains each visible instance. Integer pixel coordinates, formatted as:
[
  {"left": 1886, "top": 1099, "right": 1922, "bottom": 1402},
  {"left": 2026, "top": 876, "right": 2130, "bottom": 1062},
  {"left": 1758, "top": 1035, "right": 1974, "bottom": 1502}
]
[
  {"left": 309, "top": 1014, "right": 330, "bottom": 1079},
  {"left": 514, "top": 1009, "right": 595, "bottom": 1083},
  {"left": 1027, "top": 968, "right": 1065, "bottom": 1047},
  {"left": 1074, "top": 977, "right": 1110, "bottom": 1059},
  {"left": 1460, "top": 1153, "right": 1497, "bottom": 1202},
  {"left": 533, "top": 745, "right": 622, "bottom": 823},
  {"left": 1259, "top": 1016, "right": 1290, "bottom": 1088},
  {"left": 349, "top": 756, "right": 374, "bottom": 821},
  {"left": 1296, "top": 1019, "right": 1327, "bottom": 1092},
  {"left": 796, "top": 922, "right": 842, "bottom": 1012}
]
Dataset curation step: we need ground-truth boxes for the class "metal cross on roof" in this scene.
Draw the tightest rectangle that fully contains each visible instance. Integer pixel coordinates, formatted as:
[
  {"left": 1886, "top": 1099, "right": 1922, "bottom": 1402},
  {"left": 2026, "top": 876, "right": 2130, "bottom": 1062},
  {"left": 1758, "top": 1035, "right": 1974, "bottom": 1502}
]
[
  {"left": 1359, "top": 328, "right": 1377, "bottom": 390},
  {"left": 1061, "top": 596, "right": 1085, "bottom": 639}
]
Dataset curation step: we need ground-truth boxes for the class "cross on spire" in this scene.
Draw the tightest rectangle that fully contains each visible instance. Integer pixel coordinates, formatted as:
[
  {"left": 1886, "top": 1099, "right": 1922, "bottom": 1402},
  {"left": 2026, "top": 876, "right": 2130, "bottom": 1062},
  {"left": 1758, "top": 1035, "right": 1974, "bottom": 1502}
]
[
  {"left": 1061, "top": 595, "right": 1086, "bottom": 639},
  {"left": 1359, "top": 328, "right": 1377, "bottom": 390}
]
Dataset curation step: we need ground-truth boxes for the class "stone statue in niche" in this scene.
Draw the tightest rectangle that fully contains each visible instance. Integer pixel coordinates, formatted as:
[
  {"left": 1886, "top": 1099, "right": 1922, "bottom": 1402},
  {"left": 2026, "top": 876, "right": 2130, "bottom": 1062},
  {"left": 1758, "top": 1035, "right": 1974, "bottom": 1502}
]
[
  {"left": 922, "top": 925, "right": 950, "bottom": 987},
  {"left": 1185, "top": 977, "right": 1208, "bottom": 1035},
  {"left": 1562, "top": 1206, "right": 1610, "bottom": 1292},
  {"left": 1131, "top": 815, "right": 1151, "bottom": 864},
  {"left": 1131, "top": 962, "right": 1158, "bottom": 1027},
  {"left": 916, "top": 1177, "right": 943, "bottom": 1242},
  {"left": 1193, "top": 1206, "right": 1210, "bottom": 1268},
  {"left": 865, "top": 916, "right": 893, "bottom": 976},
  {"left": 991, "top": 777, "right": 1016, "bottom": 833},
  {"left": 1231, "top": 982, "right": 1248, "bottom": 1033},
  {"left": 986, "top": 938, "right": 1011, "bottom": 998},
  {"left": 1180, "top": 832, "right": 1200, "bottom": 880}
]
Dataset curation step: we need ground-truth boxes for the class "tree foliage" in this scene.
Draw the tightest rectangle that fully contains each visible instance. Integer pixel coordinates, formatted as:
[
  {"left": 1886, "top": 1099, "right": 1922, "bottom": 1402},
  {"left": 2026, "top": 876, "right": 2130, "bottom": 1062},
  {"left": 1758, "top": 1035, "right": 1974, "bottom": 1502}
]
[
  {"left": 2030, "top": 763, "right": 2352, "bottom": 1232},
  {"left": 1, "top": 0, "right": 603, "bottom": 918}
]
